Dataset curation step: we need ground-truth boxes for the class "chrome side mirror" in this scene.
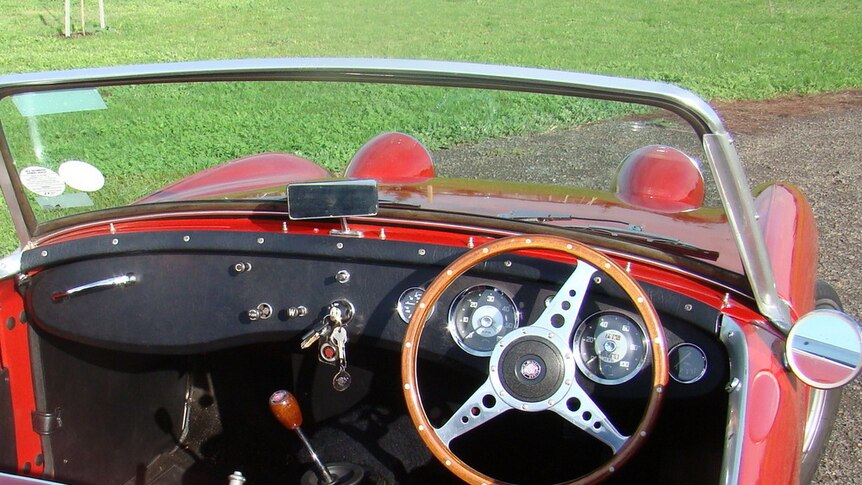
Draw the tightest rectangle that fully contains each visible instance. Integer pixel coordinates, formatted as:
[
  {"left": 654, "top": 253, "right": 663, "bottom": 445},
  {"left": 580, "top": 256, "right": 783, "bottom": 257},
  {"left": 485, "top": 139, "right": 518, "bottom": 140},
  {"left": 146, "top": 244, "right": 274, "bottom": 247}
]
[{"left": 786, "top": 309, "right": 862, "bottom": 389}]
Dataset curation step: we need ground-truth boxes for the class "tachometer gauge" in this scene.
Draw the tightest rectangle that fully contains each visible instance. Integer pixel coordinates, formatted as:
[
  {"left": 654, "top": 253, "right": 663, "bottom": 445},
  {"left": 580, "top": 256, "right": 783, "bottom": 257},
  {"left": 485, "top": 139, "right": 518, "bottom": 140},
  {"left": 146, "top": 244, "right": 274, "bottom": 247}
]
[
  {"left": 668, "top": 343, "right": 707, "bottom": 384},
  {"left": 574, "top": 311, "right": 649, "bottom": 385},
  {"left": 397, "top": 287, "right": 432, "bottom": 323},
  {"left": 448, "top": 285, "right": 520, "bottom": 356}
]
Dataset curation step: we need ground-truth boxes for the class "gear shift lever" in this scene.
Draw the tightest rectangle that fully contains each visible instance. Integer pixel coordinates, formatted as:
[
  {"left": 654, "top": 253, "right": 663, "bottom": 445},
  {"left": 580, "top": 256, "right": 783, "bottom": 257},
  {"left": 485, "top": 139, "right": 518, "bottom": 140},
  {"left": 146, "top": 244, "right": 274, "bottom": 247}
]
[{"left": 269, "top": 390, "right": 364, "bottom": 485}]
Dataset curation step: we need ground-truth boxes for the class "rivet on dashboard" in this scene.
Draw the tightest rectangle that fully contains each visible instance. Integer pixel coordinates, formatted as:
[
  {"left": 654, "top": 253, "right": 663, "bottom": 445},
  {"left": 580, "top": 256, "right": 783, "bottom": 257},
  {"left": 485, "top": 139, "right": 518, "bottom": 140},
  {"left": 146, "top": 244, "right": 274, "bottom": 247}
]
[
  {"left": 446, "top": 270, "right": 453, "bottom": 276},
  {"left": 525, "top": 238, "right": 532, "bottom": 244},
  {"left": 565, "top": 353, "right": 572, "bottom": 360},
  {"left": 637, "top": 297, "right": 644, "bottom": 304},
  {"left": 482, "top": 248, "right": 489, "bottom": 254},
  {"left": 336, "top": 242, "right": 344, "bottom": 250},
  {"left": 418, "top": 302, "right": 426, "bottom": 309},
  {"left": 521, "top": 404, "right": 527, "bottom": 410},
  {"left": 404, "top": 341, "right": 412, "bottom": 348},
  {"left": 504, "top": 260, "right": 512, "bottom": 267},
  {"left": 656, "top": 386, "right": 664, "bottom": 394},
  {"left": 609, "top": 466, "right": 615, "bottom": 473},
  {"left": 490, "top": 365, "right": 496, "bottom": 373},
  {"left": 183, "top": 235, "right": 190, "bottom": 242},
  {"left": 418, "top": 249, "right": 426, "bottom": 256},
  {"left": 684, "top": 304, "right": 693, "bottom": 312},
  {"left": 257, "top": 237, "right": 265, "bottom": 244},
  {"left": 565, "top": 379, "right": 572, "bottom": 386},
  {"left": 640, "top": 431, "right": 647, "bottom": 437},
  {"left": 548, "top": 399, "right": 555, "bottom": 406},
  {"left": 604, "top": 263, "right": 611, "bottom": 269},
  {"left": 418, "top": 425, "right": 425, "bottom": 432},
  {"left": 445, "top": 460, "right": 452, "bottom": 467},
  {"left": 41, "top": 250, "right": 47, "bottom": 257},
  {"left": 111, "top": 238, "right": 118, "bottom": 245},
  {"left": 403, "top": 383, "right": 411, "bottom": 390},
  {"left": 566, "top": 244, "right": 573, "bottom": 250},
  {"left": 593, "top": 276, "right": 602, "bottom": 284}
]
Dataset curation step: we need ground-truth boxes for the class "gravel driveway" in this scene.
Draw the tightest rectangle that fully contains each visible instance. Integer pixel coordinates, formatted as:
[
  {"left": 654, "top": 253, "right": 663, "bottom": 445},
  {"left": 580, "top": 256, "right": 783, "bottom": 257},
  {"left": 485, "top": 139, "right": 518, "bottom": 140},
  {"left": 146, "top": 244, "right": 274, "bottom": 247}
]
[
  {"left": 722, "top": 92, "right": 862, "bottom": 484},
  {"left": 434, "top": 90, "right": 862, "bottom": 483}
]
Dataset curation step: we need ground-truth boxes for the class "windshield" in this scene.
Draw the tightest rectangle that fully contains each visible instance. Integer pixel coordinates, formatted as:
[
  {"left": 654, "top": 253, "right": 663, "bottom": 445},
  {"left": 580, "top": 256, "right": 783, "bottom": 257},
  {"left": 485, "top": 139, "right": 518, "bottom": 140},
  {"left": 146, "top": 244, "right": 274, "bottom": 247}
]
[{"left": 0, "top": 77, "right": 732, "bottom": 266}]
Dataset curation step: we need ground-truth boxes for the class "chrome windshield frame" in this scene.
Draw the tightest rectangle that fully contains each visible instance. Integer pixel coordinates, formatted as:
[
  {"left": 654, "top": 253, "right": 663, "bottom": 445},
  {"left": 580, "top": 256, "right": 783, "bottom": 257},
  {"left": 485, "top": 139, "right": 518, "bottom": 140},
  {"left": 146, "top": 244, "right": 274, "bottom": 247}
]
[{"left": 0, "top": 58, "right": 791, "bottom": 330}]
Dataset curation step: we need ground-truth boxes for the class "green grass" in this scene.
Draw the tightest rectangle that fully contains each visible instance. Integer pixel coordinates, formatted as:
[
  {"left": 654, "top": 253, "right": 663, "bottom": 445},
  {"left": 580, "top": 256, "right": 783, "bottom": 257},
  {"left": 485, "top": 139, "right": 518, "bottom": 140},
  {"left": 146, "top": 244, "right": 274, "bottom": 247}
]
[
  {"left": 0, "top": 0, "right": 860, "bottom": 252},
  {"left": 2, "top": 0, "right": 860, "bottom": 99}
]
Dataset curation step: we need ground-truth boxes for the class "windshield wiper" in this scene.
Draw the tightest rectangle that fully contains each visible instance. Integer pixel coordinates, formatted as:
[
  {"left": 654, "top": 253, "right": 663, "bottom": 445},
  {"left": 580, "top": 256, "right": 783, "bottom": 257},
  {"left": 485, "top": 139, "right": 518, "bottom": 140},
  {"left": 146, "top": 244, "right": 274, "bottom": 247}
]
[
  {"left": 572, "top": 225, "right": 719, "bottom": 261},
  {"left": 497, "top": 210, "right": 631, "bottom": 226},
  {"left": 497, "top": 210, "right": 717, "bottom": 260}
]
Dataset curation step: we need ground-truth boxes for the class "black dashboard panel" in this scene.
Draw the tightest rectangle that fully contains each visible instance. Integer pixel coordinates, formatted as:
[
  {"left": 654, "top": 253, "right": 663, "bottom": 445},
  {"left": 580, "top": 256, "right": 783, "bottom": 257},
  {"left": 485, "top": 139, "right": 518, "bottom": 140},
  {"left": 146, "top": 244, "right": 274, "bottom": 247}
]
[{"left": 22, "top": 232, "right": 726, "bottom": 397}]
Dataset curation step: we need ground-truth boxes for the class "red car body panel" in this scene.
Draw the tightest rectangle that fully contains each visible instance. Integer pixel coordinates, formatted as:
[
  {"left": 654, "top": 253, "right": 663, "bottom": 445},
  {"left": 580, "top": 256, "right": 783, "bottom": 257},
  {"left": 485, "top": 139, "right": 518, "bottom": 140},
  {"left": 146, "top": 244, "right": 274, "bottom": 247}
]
[
  {"left": 0, "top": 280, "right": 43, "bottom": 476},
  {"left": 135, "top": 152, "right": 332, "bottom": 204},
  {"left": 754, "top": 183, "right": 819, "bottom": 318}
]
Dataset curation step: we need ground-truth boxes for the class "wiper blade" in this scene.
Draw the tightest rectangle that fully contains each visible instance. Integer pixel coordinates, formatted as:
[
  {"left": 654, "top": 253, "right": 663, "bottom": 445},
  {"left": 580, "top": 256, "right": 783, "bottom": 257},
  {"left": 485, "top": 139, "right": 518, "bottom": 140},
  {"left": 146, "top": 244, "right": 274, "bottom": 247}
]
[
  {"left": 573, "top": 225, "right": 719, "bottom": 261},
  {"left": 497, "top": 210, "right": 630, "bottom": 226},
  {"left": 378, "top": 198, "right": 422, "bottom": 209}
]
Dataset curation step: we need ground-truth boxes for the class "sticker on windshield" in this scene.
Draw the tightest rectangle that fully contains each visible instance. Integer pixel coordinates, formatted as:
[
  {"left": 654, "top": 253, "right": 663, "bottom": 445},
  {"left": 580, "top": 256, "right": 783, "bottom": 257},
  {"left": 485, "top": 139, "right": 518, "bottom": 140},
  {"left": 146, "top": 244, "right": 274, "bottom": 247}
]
[
  {"left": 36, "top": 193, "right": 94, "bottom": 210},
  {"left": 58, "top": 160, "right": 105, "bottom": 192},
  {"left": 19, "top": 166, "right": 65, "bottom": 197},
  {"left": 12, "top": 89, "right": 107, "bottom": 117}
]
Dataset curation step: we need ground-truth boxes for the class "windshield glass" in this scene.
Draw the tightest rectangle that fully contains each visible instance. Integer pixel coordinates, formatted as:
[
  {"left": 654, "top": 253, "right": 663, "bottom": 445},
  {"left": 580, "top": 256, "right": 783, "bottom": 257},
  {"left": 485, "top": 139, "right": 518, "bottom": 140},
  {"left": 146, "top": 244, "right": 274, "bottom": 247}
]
[{"left": 0, "top": 79, "right": 731, "bottom": 264}]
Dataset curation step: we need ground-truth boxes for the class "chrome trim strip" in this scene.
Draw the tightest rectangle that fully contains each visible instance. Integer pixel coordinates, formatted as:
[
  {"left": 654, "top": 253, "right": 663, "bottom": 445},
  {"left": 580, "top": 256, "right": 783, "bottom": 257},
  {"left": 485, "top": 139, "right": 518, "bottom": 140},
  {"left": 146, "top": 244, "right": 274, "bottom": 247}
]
[
  {"left": 0, "top": 250, "right": 22, "bottom": 280},
  {"left": 704, "top": 134, "right": 792, "bottom": 333},
  {"left": 719, "top": 315, "right": 748, "bottom": 485}
]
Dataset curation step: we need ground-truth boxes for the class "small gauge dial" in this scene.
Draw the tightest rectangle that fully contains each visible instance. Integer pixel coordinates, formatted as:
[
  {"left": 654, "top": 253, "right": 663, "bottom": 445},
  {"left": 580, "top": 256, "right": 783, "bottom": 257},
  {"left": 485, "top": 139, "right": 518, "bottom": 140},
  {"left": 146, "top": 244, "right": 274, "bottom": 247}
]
[
  {"left": 448, "top": 286, "right": 520, "bottom": 356},
  {"left": 669, "top": 343, "right": 707, "bottom": 384},
  {"left": 574, "top": 311, "right": 649, "bottom": 385},
  {"left": 397, "top": 287, "right": 432, "bottom": 323}
]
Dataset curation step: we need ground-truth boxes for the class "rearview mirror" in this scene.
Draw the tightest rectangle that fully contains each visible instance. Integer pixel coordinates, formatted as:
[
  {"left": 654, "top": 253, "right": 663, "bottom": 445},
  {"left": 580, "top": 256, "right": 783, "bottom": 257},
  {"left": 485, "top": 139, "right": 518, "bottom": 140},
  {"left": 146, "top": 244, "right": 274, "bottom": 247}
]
[
  {"left": 287, "top": 179, "right": 378, "bottom": 220},
  {"left": 786, "top": 309, "right": 862, "bottom": 389}
]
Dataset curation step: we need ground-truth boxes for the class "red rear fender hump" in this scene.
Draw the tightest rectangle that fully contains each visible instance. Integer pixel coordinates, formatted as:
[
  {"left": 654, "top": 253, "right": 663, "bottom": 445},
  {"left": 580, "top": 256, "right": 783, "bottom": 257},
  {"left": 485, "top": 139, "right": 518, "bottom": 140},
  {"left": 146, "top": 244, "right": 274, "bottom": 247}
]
[{"left": 345, "top": 132, "right": 435, "bottom": 184}]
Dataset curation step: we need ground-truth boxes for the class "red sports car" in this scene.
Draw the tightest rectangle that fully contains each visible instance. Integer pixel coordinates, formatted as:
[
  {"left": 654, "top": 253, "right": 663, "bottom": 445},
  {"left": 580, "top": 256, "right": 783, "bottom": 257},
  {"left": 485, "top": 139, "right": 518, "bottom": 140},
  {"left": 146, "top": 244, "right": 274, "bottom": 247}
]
[{"left": 0, "top": 59, "right": 858, "bottom": 485}]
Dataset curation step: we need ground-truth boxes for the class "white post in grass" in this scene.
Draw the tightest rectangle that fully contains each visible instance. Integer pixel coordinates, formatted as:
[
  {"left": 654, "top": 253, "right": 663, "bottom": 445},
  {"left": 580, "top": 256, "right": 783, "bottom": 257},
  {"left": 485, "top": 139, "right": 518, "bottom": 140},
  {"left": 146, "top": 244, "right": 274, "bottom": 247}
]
[
  {"left": 99, "top": 0, "right": 105, "bottom": 29},
  {"left": 80, "top": 0, "right": 86, "bottom": 35},
  {"left": 64, "top": 0, "right": 71, "bottom": 37}
]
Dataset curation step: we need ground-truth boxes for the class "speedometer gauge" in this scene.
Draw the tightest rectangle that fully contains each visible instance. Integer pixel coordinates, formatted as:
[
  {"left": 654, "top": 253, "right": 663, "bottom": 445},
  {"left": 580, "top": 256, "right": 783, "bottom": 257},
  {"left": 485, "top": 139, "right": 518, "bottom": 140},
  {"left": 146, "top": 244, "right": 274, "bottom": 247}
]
[
  {"left": 448, "top": 285, "right": 520, "bottom": 356},
  {"left": 574, "top": 311, "right": 649, "bottom": 385}
]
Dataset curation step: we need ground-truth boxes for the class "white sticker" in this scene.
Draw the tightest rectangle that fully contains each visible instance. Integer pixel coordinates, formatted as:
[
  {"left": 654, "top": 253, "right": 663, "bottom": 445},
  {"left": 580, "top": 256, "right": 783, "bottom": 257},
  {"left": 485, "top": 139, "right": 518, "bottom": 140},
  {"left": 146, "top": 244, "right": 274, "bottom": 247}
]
[
  {"left": 20, "top": 166, "right": 65, "bottom": 197},
  {"left": 58, "top": 160, "right": 105, "bottom": 192}
]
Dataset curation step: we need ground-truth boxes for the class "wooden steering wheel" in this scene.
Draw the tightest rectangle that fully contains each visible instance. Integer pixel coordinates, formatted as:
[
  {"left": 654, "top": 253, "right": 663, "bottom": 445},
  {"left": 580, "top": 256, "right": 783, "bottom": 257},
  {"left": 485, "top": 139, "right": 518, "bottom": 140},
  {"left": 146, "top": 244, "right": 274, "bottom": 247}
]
[{"left": 401, "top": 235, "right": 668, "bottom": 484}]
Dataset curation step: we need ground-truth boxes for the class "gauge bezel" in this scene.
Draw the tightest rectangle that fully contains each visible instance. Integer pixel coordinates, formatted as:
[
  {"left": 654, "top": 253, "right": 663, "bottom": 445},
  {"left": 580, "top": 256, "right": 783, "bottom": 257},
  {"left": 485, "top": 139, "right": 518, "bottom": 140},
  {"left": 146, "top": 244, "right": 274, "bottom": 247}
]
[
  {"left": 447, "top": 285, "right": 520, "bottom": 357},
  {"left": 573, "top": 310, "right": 650, "bottom": 385},
  {"left": 397, "top": 286, "right": 433, "bottom": 323},
  {"left": 668, "top": 342, "right": 708, "bottom": 384}
]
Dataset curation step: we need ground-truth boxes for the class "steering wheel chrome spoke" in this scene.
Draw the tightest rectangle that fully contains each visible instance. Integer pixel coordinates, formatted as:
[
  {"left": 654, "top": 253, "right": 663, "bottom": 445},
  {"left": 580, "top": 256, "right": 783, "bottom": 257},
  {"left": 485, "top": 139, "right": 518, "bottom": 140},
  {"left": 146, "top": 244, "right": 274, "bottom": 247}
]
[
  {"left": 532, "top": 261, "right": 597, "bottom": 337},
  {"left": 435, "top": 378, "right": 508, "bottom": 447},
  {"left": 550, "top": 385, "right": 628, "bottom": 453}
]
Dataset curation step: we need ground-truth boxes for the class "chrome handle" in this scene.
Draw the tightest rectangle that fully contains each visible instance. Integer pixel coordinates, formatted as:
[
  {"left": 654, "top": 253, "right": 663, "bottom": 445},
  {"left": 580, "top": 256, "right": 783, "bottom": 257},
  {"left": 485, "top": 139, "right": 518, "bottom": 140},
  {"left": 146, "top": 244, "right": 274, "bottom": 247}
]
[{"left": 51, "top": 273, "right": 138, "bottom": 302}]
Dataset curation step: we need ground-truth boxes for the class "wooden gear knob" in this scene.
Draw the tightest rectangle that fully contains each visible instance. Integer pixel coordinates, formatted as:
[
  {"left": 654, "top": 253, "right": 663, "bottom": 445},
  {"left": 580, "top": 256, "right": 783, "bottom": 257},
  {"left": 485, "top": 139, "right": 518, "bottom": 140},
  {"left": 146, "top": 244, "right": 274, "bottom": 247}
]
[{"left": 269, "top": 389, "right": 303, "bottom": 430}]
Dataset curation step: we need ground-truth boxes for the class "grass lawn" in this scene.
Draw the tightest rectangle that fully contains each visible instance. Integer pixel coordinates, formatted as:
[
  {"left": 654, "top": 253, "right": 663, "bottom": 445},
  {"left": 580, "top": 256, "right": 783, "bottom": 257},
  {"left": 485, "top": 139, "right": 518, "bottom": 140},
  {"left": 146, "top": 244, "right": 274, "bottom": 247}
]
[{"left": 0, "top": 0, "right": 860, "bottom": 251}]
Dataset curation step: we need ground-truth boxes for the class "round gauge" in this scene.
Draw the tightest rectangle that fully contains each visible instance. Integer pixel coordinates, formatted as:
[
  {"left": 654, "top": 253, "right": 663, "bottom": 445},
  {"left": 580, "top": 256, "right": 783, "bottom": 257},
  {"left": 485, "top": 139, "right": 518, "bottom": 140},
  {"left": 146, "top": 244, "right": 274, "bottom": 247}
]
[
  {"left": 574, "top": 311, "right": 649, "bottom": 385},
  {"left": 448, "top": 286, "right": 520, "bottom": 356},
  {"left": 669, "top": 343, "right": 707, "bottom": 384},
  {"left": 397, "top": 287, "right": 432, "bottom": 323}
]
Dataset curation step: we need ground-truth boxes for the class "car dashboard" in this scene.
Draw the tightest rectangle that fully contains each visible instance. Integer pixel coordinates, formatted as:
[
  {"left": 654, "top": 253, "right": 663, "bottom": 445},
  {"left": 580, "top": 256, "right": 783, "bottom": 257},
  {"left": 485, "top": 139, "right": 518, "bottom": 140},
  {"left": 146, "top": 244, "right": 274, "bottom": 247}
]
[{"left": 17, "top": 226, "right": 731, "bottom": 484}]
